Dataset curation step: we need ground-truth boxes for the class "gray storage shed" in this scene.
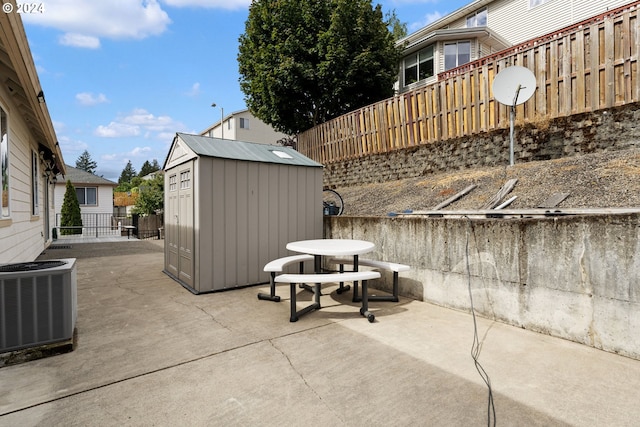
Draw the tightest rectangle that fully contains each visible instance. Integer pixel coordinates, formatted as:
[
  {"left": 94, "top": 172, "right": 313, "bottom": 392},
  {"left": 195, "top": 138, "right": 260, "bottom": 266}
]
[{"left": 163, "top": 133, "right": 323, "bottom": 294}]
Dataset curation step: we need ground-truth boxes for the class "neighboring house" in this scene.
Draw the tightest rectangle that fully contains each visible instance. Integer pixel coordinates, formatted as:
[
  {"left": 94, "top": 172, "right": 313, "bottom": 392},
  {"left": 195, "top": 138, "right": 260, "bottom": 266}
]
[
  {"left": 113, "top": 191, "right": 138, "bottom": 217},
  {"left": 54, "top": 165, "right": 117, "bottom": 225},
  {"left": 200, "top": 108, "right": 290, "bottom": 145},
  {"left": 397, "top": 0, "right": 635, "bottom": 93},
  {"left": 141, "top": 170, "right": 163, "bottom": 181},
  {"left": 0, "top": 11, "right": 66, "bottom": 263}
]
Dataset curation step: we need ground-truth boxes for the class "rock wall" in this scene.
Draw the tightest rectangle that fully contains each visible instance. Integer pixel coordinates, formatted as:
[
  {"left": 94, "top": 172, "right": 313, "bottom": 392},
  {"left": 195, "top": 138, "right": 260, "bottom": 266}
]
[{"left": 323, "top": 104, "right": 640, "bottom": 187}]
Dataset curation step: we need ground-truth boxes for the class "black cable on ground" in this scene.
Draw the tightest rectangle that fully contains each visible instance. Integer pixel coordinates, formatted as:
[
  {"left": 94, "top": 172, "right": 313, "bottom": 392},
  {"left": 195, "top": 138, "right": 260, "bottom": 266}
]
[{"left": 465, "top": 217, "right": 496, "bottom": 427}]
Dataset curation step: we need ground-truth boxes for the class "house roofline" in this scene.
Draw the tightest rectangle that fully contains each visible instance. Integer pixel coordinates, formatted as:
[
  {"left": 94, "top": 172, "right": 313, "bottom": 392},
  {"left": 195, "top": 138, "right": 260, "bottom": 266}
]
[
  {"left": 199, "top": 107, "right": 250, "bottom": 134},
  {"left": 402, "top": 27, "right": 510, "bottom": 55},
  {"left": 397, "top": 0, "right": 494, "bottom": 48},
  {"left": 0, "top": 10, "right": 65, "bottom": 175}
]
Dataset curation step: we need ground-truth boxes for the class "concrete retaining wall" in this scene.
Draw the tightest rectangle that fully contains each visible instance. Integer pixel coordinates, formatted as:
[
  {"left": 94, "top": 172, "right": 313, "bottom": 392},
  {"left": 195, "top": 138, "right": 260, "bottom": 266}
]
[{"left": 325, "top": 214, "right": 640, "bottom": 360}]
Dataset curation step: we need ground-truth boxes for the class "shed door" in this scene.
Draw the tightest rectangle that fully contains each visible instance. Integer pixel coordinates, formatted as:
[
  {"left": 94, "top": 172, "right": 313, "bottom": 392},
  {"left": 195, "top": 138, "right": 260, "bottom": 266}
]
[
  {"left": 166, "top": 165, "right": 194, "bottom": 289},
  {"left": 177, "top": 168, "right": 194, "bottom": 287}
]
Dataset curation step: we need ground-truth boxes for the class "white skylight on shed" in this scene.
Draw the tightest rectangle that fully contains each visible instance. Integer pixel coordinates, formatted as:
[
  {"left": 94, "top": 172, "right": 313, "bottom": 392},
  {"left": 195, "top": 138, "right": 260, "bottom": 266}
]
[{"left": 270, "top": 150, "right": 293, "bottom": 159}]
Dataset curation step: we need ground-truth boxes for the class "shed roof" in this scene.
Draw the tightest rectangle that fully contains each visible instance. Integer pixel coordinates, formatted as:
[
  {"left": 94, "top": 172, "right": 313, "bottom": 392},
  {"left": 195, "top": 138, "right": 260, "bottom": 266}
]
[{"left": 169, "top": 133, "right": 323, "bottom": 168}]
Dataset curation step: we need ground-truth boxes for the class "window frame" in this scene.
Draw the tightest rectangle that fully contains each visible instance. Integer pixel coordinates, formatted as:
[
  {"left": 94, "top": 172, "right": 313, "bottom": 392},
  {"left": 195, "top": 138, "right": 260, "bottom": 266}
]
[
  {"left": 444, "top": 40, "right": 471, "bottom": 71},
  {"left": 529, "top": 0, "right": 550, "bottom": 8},
  {"left": 466, "top": 7, "right": 487, "bottom": 27},
  {"left": 0, "top": 104, "right": 9, "bottom": 219},
  {"left": 402, "top": 44, "right": 435, "bottom": 87},
  {"left": 31, "top": 150, "right": 39, "bottom": 216},
  {"left": 76, "top": 186, "right": 98, "bottom": 206},
  {"left": 239, "top": 117, "right": 249, "bottom": 129},
  {"left": 179, "top": 170, "right": 190, "bottom": 189}
]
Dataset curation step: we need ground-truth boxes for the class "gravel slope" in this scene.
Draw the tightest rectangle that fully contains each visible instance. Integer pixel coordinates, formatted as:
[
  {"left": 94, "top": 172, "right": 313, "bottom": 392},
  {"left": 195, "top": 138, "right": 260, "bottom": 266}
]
[{"left": 329, "top": 148, "right": 640, "bottom": 216}]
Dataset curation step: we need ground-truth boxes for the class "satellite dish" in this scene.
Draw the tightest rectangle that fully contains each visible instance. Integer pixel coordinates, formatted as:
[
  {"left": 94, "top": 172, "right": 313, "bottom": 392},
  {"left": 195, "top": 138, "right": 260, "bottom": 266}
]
[
  {"left": 492, "top": 66, "right": 536, "bottom": 106},
  {"left": 492, "top": 65, "right": 537, "bottom": 166}
]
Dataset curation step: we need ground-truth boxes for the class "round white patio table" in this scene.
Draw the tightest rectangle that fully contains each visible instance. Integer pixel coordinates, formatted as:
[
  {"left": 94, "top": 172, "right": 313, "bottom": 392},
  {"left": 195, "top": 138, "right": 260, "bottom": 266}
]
[
  {"left": 286, "top": 239, "right": 375, "bottom": 258},
  {"left": 286, "top": 239, "right": 375, "bottom": 296}
]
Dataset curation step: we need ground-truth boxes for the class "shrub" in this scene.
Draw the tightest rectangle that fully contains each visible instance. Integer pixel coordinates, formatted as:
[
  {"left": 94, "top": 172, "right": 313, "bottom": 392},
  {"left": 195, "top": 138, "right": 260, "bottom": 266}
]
[{"left": 60, "top": 179, "right": 82, "bottom": 235}]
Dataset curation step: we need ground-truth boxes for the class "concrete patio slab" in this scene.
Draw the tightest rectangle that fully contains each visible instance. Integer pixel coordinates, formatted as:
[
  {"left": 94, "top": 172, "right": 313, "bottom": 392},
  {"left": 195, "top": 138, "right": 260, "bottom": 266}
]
[{"left": 1, "top": 240, "right": 639, "bottom": 426}]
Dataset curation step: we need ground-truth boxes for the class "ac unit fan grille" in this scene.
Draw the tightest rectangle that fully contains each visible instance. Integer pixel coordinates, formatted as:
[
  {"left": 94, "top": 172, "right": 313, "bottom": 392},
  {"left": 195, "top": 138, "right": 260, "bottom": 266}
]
[{"left": 0, "top": 260, "right": 66, "bottom": 272}]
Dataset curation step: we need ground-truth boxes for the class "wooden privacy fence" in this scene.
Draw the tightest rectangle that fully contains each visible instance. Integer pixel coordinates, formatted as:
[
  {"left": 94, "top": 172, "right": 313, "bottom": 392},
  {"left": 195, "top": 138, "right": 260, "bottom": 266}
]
[{"left": 298, "top": 2, "right": 639, "bottom": 164}]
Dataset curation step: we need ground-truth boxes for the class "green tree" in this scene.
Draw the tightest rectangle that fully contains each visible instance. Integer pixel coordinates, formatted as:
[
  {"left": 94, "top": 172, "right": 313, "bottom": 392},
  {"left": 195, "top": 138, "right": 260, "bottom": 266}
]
[
  {"left": 132, "top": 173, "right": 164, "bottom": 215},
  {"left": 139, "top": 159, "right": 160, "bottom": 177},
  {"left": 386, "top": 9, "right": 407, "bottom": 41},
  {"left": 238, "top": 0, "right": 400, "bottom": 135},
  {"left": 60, "top": 179, "right": 82, "bottom": 235},
  {"left": 115, "top": 176, "right": 143, "bottom": 193},
  {"left": 118, "top": 160, "right": 137, "bottom": 184},
  {"left": 75, "top": 150, "right": 97, "bottom": 174}
]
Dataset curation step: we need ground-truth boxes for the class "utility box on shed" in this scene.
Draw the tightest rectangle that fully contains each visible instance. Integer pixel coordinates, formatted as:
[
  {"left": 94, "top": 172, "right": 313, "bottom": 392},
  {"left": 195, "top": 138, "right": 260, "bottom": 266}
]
[{"left": 163, "top": 133, "right": 323, "bottom": 294}]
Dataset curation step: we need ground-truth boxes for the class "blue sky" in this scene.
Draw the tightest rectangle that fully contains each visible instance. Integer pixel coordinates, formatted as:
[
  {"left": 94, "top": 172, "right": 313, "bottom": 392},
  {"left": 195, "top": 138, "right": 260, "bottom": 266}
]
[{"left": 22, "top": 0, "right": 471, "bottom": 182}]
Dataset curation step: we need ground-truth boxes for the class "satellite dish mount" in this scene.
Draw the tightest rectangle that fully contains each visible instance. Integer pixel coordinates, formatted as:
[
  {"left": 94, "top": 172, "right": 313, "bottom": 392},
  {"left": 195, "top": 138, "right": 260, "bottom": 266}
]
[{"left": 492, "top": 66, "right": 537, "bottom": 166}]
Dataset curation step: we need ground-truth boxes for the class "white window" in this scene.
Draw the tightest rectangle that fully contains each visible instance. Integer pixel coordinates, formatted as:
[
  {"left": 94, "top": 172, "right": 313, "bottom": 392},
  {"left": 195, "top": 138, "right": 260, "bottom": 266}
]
[
  {"left": 227, "top": 120, "right": 231, "bottom": 130},
  {"left": 466, "top": 8, "right": 487, "bottom": 27},
  {"left": 530, "top": 0, "right": 550, "bottom": 7},
  {"left": 169, "top": 174, "right": 177, "bottom": 191},
  {"left": 76, "top": 187, "right": 97, "bottom": 206},
  {"left": 444, "top": 41, "right": 471, "bottom": 71},
  {"left": 32, "top": 151, "right": 39, "bottom": 215},
  {"left": 403, "top": 45, "right": 434, "bottom": 86},
  {"left": 180, "top": 170, "right": 190, "bottom": 189},
  {"left": 240, "top": 118, "right": 249, "bottom": 129},
  {"left": 0, "top": 106, "right": 9, "bottom": 219}
]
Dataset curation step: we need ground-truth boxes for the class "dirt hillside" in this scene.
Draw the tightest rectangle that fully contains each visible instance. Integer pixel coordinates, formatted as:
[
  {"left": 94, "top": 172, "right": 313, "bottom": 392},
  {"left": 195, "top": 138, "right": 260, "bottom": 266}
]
[{"left": 330, "top": 148, "right": 640, "bottom": 216}]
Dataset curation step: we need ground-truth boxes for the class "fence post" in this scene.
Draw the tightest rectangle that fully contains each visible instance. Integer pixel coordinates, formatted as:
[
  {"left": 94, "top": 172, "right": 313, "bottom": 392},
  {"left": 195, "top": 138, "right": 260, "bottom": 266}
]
[{"left": 132, "top": 213, "right": 139, "bottom": 238}]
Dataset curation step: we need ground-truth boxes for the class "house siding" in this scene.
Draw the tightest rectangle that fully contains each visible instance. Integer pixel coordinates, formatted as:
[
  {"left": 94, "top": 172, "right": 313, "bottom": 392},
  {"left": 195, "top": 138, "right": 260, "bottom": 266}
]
[
  {"left": 472, "top": 0, "right": 635, "bottom": 46},
  {"left": 0, "top": 11, "right": 64, "bottom": 264},
  {"left": 233, "top": 110, "right": 286, "bottom": 145},
  {"left": 398, "top": 0, "right": 635, "bottom": 93},
  {"left": 200, "top": 109, "right": 289, "bottom": 145},
  {"left": 0, "top": 90, "right": 51, "bottom": 263}
]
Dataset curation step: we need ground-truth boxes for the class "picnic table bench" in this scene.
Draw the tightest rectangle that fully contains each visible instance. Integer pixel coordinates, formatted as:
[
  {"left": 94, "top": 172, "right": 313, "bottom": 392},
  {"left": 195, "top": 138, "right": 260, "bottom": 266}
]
[
  {"left": 275, "top": 270, "right": 381, "bottom": 322},
  {"left": 258, "top": 254, "right": 315, "bottom": 302},
  {"left": 328, "top": 257, "right": 411, "bottom": 302}
]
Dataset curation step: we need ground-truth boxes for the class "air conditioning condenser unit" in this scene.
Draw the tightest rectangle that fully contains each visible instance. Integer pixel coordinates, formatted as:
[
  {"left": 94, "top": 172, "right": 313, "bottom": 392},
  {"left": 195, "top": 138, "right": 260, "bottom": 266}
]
[{"left": 0, "top": 258, "right": 77, "bottom": 353}]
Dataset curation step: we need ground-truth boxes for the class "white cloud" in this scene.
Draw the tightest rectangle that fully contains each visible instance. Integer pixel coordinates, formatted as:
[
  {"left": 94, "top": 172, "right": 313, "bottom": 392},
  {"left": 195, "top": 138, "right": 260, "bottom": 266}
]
[
  {"left": 161, "top": 0, "right": 250, "bottom": 10},
  {"left": 58, "top": 135, "right": 89, "bottom": 153},
  {"left": 22, "top": 0, "right": 252, "bottom": 48},
  {"left": 76, "top": 92, "right": 109, "bottom": 106},
  {"left": 409, "top": 11, "right": 443, "bottom": 32},
  {"left": 59, "top": 33, "right": 101, "bottom": 49},
  {"left": 157, "top": 131, "right": 177, "bottom": 142},
  {"left": 122, "top": 108, "right": 176, "bottom": 132},
  {"left": 129, "top": 146, "right": 152, "bottom": 157},
  {"left": 52, "top": 120, "right": 66, "bottom": 133},
  {"left": 95, "top": 122, "right": 141, "bottom": 138},
  {"left": 22, "top": 0, "right": 172, "bottom": 47},
  {"left": 185, "top": 82, "right": 201, "bottom": 97},
  {"left": 94, "top": 108, "right": 186, "bottom": 139}
]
